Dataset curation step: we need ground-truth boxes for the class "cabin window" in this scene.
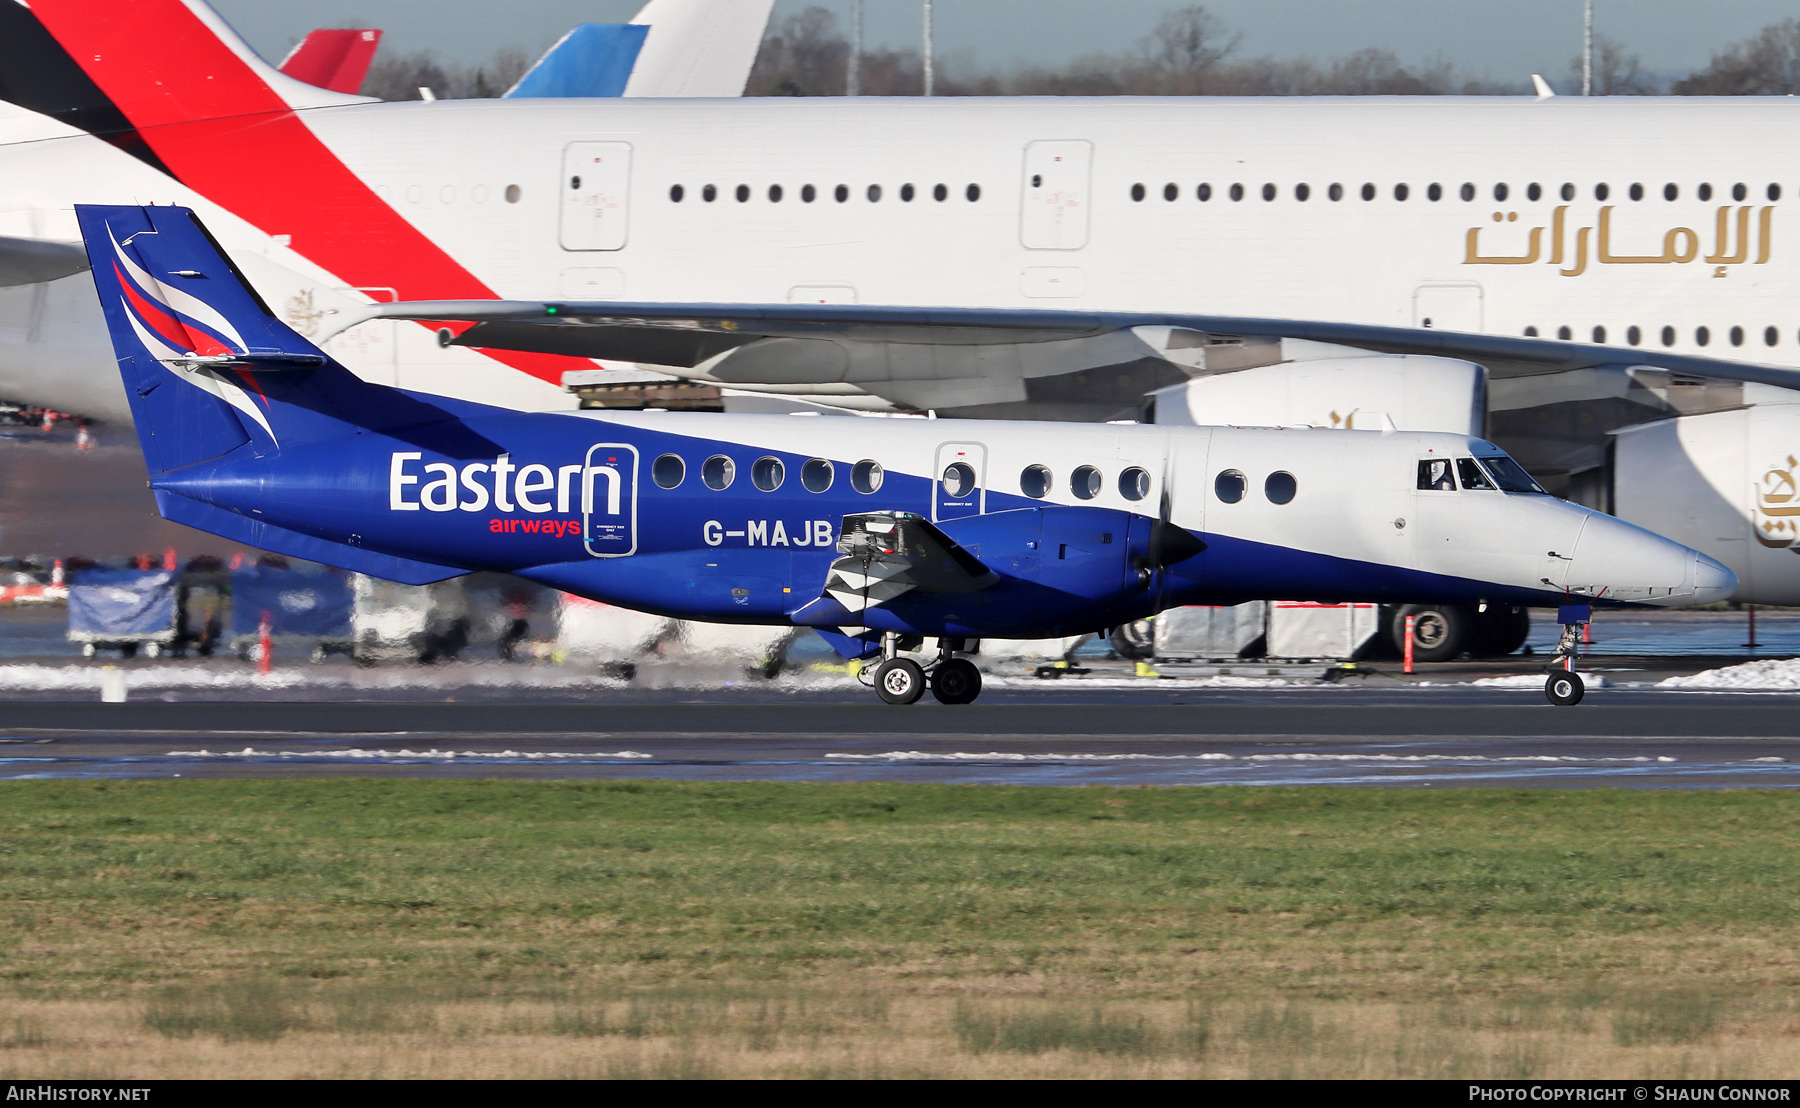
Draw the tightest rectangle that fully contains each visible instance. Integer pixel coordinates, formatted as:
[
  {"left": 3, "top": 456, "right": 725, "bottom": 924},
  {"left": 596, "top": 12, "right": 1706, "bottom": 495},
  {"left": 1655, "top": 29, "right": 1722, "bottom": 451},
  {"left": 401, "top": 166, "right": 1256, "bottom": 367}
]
[
  {"left": 1295, "top": 183, "right": 1311, "bottom": 201},
  {"left": 1456, "top": 458, "right": 1495, "bottom": 491},
  {"left": 1230, "top": 183, "right": 1245, "bottom": 201},
  {"left": 505, "top": 184, "right": 521, "bottom": 203},
  {"left": 867, "top": 184, "right": 882, "bottom": 202},
  {"left": 768, "top": 184, "right": 783, "bottom": 203},
  {"left": 752, "top": 457, "right": 785, "bottom": 492},
  {"left": 852, "top": 460, "right": 884, "bottom": 494},
  {"left": 1119, "top": 467, "right": 1151, "bottom": 501},
  {"left": 1328, "top": 183, "right": 1343, "bottom": 201},
  {"left": 1427, "top": 183, "right": 1442, "bottom": 201},
  {"left": 835, "top": 184, "right": 849, "bottom": 203},
  {"left": 1020, "top": 464, "right": 1052, "bottom": 499},
  {"left": 1265, "top": 471, "right": 1297, "bottom": 505},
  {"left": 1215, "top": 470, "right": 1247, "bottom": 503},
  {"left": 1524, "top": 326, "right": 1539, "bottom": 337},
  {"left": 735, "top": 184, "right": 750, "bottom": 203},
  {"left": 1262, "top": 183, "right": 1276, "bottom": 201},
  {"left": 669, "top": 185, "right": 685, "bottom": 203},
  {"left": 1629, "top": 183, "right": 1644, "bottom": 201},
  {"left": 1767, "top": 326, "right": 1780, "bottom": 347},
  {"left": 801, "top": 458, "right": 834, "bottom": 493},
  {"left": 1664, "top": 183, "right": 1679, "bottom": 201},
  {"left": 1771, "top": 184, "right": 1783, "bottom": 201},
  {"left": 966, "top": 183, "right": 981, "bottom": 201},
  {"left": 1662, "top": 326, "right": 1676, "bottom": 347},
  {"left": 1731, "top": 325, "right": 1745, "bottom": 347},
  {"left": 1494, "top": 183, "right": 1509, "bottom": 202},
  {"left": 702, "top": 455, "right": 735, "bottom": 491},
  {"left": 1560, "top": 183, "right": 1575, "bottom": 201},
  {"left": 933, "top": 183, "right": 948, "bottom": 202},
  {"left": 1394, "top": 183, "right": 1410, "bottom": 201},
  {"left": 1164, "top": 183, "right": 1179, "bottom": 201},
  {"left": 901, "top": 183, "right": 916, "bottom": 201},
  {"left": 802, "top": 184, "right": 817, "bottom": 203},
  {"left": 1418, "top": 459, "right": 1455, "bottom": 491},
  {"left": 1592, "top": 325, "right": 1606, "bottom": 344},
  {"left": 1198, "top": 183, "right": 1213, "bottom": 201},
  {"left": 1696, "top": 326, "right": 1711, "bottom": 347},
  {"left": 1131, "top": 183, "right": 1146, "bottom": 202},
  {"left": 941, "top": 462, "right": 976, "bottom": 499},
  {"left": 1557, "top": 326, "right": 1572, "bottom": 340},
  {"left": 1527, "top": 183, "right": 1543, "bottom": 201},
  {"left": 1360, "top": 183, "right": 1375, "bottom": 201},
  {"left": 1071, "top": 465, "right": 1102, "bottom": 500},
  {"left": 1699, "top": 183, "right": 1713, "bottom": 201},
  {"left": 1459, "top": 183, "right": 1475, "bottom": 202},
  {"left": 1733, "top": 182, "right": 1748, "bottom": 202},
  {"left": 702, "top": 184, "right": 717, "bottom": 202},
  {"left": 1595, "top": 183, "right": 1610, "bottom": 201},
  {"left": 1627, "top": 325, "right": 1642, "bottom": 346},
  {"left": 652, "top": 454, "right": 685, "bottom": 489}
]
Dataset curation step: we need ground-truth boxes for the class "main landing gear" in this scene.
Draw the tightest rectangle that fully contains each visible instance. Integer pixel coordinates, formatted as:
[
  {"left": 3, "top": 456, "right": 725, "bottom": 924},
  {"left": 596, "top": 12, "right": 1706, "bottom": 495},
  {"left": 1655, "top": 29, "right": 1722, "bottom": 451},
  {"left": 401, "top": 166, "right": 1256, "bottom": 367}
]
[
  {"left": 866, "top": 634, "right": 984, "bottom": 705},
  {"left": 1544, "top": 603, "right": 1591, "bottom": 707}
]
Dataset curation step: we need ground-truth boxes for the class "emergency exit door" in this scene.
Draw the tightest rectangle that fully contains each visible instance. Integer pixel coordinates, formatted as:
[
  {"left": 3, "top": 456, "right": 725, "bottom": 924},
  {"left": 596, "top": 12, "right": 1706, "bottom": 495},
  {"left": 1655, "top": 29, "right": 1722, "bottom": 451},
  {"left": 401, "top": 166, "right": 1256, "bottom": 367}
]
[
  {"left": 1020, "top": 140, "right": 1092, "bottom": 250},
  {"left": 933, "top": 442, "right": 987, "bottom": 521},
  {"left": 560, "top": 142, "right": 632, "bottom": 251}
]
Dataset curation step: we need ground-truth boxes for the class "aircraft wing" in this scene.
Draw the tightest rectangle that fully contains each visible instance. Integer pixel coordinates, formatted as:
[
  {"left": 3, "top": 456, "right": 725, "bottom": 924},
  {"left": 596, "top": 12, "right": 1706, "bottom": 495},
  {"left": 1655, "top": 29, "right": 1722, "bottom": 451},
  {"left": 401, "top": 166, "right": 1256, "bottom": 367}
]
[
  {"left": 0, "top": 235, "right": 89, "bottom": 287},
  {"left": 813, "top": 511, "right": 999, "bottom": 617},
  {"left": 349, "top": 298, "right": 1800, "bottom": 394}
]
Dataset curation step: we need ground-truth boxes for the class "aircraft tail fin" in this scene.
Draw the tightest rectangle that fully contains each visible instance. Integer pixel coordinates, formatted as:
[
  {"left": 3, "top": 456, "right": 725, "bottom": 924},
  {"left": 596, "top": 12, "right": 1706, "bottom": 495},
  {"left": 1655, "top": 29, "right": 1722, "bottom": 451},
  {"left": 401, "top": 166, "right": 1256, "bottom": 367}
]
[
  {"left": 505, "top": 25, "right": 649, "bottom": 98},
  {"left": 624, "top": 0, "right": 775, "bottom": 97},
  {"left": 279, "top": 28, "right": 383, "bottom": 95}
]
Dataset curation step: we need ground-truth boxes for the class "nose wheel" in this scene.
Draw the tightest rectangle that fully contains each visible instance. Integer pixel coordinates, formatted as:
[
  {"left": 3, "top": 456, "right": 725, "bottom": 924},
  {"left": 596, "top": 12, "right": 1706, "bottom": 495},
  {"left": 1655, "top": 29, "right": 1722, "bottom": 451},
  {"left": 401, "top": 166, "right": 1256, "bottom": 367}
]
[
  {"left": 1544, "top": 602, "right": 1591, "bottom": 707},
  {"left": 1545, "top": 669, "right": 1585, "bottom": 706}
]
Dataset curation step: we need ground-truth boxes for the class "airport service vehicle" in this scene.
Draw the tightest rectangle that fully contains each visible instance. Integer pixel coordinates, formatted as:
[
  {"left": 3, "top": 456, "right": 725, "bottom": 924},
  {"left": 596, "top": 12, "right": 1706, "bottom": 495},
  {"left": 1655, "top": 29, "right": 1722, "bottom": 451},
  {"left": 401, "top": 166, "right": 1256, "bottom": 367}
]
[{"left": 74, "top": 204, "right": 1735, "bottom": 705}]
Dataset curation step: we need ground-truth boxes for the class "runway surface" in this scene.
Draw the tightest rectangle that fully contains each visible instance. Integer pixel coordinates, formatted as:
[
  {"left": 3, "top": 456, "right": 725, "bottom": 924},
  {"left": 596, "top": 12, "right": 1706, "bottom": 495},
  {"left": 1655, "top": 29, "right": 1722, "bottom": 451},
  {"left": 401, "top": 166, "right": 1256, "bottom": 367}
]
[{"left": 6, "top": 688, "right": 1800, "bottom": 787}]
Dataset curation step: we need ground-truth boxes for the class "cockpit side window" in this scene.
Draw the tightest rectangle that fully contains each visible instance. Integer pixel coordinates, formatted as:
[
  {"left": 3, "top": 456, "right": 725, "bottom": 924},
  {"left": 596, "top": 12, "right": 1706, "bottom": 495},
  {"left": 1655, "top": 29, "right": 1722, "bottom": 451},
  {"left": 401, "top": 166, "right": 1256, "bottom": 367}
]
[
  {"left": 1456, "top": 458, "right": 1496, "bottom": 490},
  {"left": 1417, "top": 458, "right": 1456, "bottom": 491},
  {"left": 1477, "top": 454, "right": 1549, "bottom": 494}
]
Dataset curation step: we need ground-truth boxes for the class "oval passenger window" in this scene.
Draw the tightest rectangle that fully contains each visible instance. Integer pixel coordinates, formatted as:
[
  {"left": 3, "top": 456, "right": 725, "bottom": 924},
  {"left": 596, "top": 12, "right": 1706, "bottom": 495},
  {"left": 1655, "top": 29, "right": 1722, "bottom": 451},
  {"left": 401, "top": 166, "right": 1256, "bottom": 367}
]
[
  {"left": 1118, "top": 467, "right": 1151, "bottom": 501},
  {"left": 652, "top": 454, "right": 685, "bottom": 490},
  {"left": 1265, "top": 471, "right": 1297, "bottom": 505},
  {"left": 1215, "top": 470, "right": 1246, "bottom": 504},
  {"left": 851, "top": 460, "right": 884, "bottom": 494},
  {"left": 752, "top": 456, "right": 785, "bottom": 492},
  {"left": 1071, "top": 466, "right": 1102, "bottom": 500},
  {"left": 702, "top": 455, "right": 735, "bottom": 491},
  {"left": 1019, "top": 464, "right": 1052, "bottom": 499},
  {"left": 801, "top": 458, "right": 833, "bottom": 493},
  {"left": 941, "top": 462, "right": 976, "bottom": 499}
]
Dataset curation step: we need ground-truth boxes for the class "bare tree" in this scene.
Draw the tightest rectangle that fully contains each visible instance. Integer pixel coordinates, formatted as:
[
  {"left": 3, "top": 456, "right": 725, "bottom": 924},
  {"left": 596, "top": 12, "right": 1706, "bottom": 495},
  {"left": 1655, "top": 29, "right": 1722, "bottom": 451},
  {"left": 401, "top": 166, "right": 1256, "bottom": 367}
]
[
  {"left": 361, "top": 45, "right": 531, "bottom": 100},
  {"left": 1673, "top": 19, "right": 1800, "bottom": 94},
  {"left": 746, "top": 6, "right": 851, "bottom": 96},
  {"left": 1141, "top": 5, "right": 1240, "bottom": 92},
  {"left": 1567, "top": 33, "right": 1660, "bottom": 95}
]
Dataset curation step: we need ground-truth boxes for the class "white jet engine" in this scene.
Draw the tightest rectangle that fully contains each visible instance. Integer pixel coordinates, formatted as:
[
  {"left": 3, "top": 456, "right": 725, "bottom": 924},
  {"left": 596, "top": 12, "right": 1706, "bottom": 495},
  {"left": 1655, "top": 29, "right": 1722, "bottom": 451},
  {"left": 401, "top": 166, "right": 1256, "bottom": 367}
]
[{"left": 1148, "top": 349, "right": 1486, "bottom": 435}]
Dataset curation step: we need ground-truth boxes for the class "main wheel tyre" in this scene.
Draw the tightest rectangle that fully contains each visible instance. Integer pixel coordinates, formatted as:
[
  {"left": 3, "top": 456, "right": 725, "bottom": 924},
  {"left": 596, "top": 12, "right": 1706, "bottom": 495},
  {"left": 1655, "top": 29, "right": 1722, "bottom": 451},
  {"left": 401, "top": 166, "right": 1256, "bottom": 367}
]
[
  {"left": 873, "top": 658, "right": 926, "bottom": 705},
  {"left": 1393, "top": 604, "right": 1469, "bottom": 663},
  {"left": 930, "top": 658, "right": 983, "bottom": 705},
  {"left": 1545, "top": 670, "right": 1585, "bottom": 706},
  {"left": 1469, "top": 605, "right": 1532, "bottom": 658}
]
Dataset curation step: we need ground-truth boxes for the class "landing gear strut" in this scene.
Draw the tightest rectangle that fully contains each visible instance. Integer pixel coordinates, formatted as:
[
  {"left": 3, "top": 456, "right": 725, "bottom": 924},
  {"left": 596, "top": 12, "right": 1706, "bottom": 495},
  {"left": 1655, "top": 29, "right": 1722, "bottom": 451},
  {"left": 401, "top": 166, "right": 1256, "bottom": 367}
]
[
  {"left": 1544, "top": 603, "right": 1590, "bottom": 707},
  {"left": 864, "top": 634, "right": 984, "bottom": 705}
]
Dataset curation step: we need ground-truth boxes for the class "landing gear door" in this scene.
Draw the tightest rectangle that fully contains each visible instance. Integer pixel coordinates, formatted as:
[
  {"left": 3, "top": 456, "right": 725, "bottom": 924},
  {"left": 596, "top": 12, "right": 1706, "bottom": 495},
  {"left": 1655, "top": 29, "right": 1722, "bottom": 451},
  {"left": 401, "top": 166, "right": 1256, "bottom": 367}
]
[
  {"left": 560, "top": 142, "right": 632, "bottom": 251},
  {"left": 583, "top": 443, "right": 639, "bottom": 557},
  {"left": 933, "top": 442, "right": 987, "bottom": 522}
]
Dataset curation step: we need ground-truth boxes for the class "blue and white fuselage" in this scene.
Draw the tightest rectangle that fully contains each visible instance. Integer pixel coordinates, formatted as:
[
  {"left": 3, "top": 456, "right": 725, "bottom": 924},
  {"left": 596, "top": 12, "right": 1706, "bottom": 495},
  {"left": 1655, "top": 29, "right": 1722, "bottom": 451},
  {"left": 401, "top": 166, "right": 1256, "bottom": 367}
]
[{"left": 77, "top": 204, "right": 1734, "bottom": 682}]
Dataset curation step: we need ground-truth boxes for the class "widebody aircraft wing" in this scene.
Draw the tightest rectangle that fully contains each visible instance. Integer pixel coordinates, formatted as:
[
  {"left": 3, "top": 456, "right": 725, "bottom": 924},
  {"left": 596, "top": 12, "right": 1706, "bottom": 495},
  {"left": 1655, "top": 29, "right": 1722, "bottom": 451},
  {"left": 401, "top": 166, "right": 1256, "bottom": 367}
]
[
  {"left": 0, "top": 235, "right": 88, "bottom": 287},
  {"left": 349, "top": 298, "right": 1800, "bottom": 395}
]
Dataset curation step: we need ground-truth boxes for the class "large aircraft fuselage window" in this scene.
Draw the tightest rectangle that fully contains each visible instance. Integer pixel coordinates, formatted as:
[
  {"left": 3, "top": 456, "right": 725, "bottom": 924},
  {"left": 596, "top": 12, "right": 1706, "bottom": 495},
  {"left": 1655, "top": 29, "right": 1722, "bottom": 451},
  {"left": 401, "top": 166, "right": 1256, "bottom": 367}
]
[
  {"left": 703, "top": 455, "right": 735, "bottom": 491},
  {"left": 752, "top": 456, "right": 785, "bottom": 492},
  {"left": 801, "top": 458, "right": 834, "bottom": 493},
  {"left": 1456, "top": 458, "right": 1495, "bottom": 490},
  {"left": 1118, "top": 467, "right": 1151, "bottom": 501},
  {"left": 1071, "top": 465, "right": 1102, "bottom": 500},
  {"left": 1418, "top": 459, "right": 1455, "bottom": 491}
]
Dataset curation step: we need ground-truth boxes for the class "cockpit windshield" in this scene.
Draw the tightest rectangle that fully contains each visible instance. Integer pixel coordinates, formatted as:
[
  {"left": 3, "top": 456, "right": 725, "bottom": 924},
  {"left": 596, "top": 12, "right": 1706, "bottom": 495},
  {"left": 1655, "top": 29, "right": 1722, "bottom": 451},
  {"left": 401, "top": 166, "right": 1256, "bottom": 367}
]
[{"left": 1476, "top": 454, "right": 1548, "bottom": 495}]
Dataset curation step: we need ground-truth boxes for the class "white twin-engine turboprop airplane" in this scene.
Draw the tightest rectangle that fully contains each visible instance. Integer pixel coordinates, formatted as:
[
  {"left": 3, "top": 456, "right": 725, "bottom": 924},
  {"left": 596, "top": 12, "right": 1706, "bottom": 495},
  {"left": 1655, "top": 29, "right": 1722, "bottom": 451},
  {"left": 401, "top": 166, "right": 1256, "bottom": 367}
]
[{"left": 0, "top": 0, "right": 1796, "bottom": 631}]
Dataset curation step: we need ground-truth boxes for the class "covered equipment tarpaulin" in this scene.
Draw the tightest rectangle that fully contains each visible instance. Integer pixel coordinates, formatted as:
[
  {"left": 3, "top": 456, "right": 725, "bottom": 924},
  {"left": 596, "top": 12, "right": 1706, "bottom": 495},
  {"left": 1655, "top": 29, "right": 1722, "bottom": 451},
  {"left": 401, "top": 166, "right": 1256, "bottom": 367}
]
[
  {"left": 68, "top": 568, "right": 176, "bottom": 641},
  {"left": 229, "top": 568, "right": 354, "bottom": 637}
]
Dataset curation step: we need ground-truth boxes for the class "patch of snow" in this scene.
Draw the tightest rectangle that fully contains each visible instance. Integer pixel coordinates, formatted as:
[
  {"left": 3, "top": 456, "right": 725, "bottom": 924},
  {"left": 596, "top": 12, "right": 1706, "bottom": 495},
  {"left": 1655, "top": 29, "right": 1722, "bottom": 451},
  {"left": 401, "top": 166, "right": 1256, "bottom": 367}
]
[
  {"left": 1464, "top": 673, "right": 1612, "bottom": 689},
  {"left": 1658, "top": 658, "right": 1800, "bottom": 690}
]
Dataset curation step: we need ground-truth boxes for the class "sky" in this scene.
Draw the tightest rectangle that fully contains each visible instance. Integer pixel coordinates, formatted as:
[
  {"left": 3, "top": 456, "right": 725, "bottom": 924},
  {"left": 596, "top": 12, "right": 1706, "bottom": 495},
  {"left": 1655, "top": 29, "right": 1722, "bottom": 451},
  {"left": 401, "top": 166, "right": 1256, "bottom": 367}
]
[{"left": 209, "top": 0, "right": 1800, "bottom": 88}]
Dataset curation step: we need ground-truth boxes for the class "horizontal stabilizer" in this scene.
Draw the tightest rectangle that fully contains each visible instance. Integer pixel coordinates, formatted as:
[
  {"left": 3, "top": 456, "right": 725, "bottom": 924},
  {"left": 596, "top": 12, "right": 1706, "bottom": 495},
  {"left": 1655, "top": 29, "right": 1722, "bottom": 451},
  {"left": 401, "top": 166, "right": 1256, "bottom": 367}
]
[{"left": 156, "top": 491, "right": 467, "bottom": 586}]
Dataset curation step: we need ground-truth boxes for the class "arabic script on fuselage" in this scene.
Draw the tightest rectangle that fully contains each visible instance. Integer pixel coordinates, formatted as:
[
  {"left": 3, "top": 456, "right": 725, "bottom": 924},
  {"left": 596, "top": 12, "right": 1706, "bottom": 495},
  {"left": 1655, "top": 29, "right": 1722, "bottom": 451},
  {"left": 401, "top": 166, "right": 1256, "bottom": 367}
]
[
  {"left": 1753, "top": 454, "right": 1800, "bottom": 552},
  {"left": 1465, "top": 206, "right": 1772, "bottom": 276}
]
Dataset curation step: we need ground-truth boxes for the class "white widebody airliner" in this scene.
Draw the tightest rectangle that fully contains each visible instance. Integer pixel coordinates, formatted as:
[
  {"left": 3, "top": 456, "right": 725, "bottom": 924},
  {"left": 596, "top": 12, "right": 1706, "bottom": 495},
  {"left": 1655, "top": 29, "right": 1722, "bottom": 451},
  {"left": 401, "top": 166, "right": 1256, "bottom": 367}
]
[{"left": 0, "top": 0, "right": 1794, "bottom": 640}]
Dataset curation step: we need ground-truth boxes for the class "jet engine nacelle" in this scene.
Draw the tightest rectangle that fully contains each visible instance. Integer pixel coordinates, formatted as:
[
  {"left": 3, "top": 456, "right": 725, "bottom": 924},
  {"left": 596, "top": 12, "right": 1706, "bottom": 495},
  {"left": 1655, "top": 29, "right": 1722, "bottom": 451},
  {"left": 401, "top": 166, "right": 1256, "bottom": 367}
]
[
  {"left": 1614, "top": 402, "right": 1800, "bottom": 605},
  {"left": 1149, "top": 353, "right": 1486, "bottom": 435}
]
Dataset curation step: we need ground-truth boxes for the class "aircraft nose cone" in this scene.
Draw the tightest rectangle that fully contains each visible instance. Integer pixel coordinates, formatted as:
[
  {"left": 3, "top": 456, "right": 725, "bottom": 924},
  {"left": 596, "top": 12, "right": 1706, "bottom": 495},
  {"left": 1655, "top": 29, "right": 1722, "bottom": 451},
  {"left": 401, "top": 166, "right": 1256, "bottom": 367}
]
[{"left": 1694, "top": 552, "right": 1738, "bottom": 604}]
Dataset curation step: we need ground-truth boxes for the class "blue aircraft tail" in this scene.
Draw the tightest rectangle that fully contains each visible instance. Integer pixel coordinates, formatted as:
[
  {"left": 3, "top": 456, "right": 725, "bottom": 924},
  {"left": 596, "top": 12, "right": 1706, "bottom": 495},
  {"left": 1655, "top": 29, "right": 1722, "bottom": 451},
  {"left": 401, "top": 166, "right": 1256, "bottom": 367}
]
[{"left": 75, "top": 203, "right": 477, "bottom": 583}]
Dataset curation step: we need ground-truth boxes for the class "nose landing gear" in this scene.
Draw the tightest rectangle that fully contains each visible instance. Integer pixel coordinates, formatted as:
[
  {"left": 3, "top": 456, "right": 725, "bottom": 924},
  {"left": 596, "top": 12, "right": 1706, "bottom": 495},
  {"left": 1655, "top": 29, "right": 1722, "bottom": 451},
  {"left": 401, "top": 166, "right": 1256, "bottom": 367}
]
[
  {"left": 1544, "top": 602, "right": 1590, "bottom": 707},
  {"left": 863, "top": 633, "right": 984, "bottom": 705}
]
